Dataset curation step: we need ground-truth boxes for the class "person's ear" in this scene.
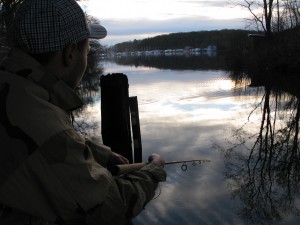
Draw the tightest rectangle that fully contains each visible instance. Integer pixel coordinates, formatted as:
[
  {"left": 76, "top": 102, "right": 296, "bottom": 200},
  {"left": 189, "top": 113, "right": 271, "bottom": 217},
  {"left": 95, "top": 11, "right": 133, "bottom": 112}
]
[{"left": 62, "top": 42, "right": 77, "bottom": 67}]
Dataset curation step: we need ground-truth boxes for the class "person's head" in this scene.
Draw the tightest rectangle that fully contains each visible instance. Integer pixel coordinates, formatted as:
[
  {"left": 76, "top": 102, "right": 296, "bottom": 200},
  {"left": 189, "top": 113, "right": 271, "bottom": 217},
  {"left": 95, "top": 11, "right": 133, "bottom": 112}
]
[{"left": 12, "top": 0, "right": 107, "bottom": 88}]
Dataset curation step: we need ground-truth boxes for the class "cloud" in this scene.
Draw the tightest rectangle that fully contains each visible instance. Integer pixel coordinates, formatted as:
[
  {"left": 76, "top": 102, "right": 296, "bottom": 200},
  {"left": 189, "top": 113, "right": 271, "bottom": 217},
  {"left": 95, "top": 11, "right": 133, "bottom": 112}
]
[
  {"left": 82, "top": 0, "right": 250, "bottom": 45},
  {"left": 101, "top": 16, "right": 245, "bottom": 45}
]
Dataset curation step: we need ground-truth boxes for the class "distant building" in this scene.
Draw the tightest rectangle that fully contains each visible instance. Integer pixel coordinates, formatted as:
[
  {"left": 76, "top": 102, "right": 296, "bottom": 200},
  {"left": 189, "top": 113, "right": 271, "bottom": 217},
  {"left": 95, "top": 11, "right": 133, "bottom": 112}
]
[{"left": 248, "top": 34, "right": 266, "bottom": 50}]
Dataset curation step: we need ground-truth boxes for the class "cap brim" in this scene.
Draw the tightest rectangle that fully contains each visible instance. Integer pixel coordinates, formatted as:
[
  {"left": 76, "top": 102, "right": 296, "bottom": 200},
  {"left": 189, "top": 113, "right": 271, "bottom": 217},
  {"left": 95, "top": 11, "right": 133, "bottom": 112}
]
[{"left": 88, "top": 24, "right": 107, "bottom": 39}]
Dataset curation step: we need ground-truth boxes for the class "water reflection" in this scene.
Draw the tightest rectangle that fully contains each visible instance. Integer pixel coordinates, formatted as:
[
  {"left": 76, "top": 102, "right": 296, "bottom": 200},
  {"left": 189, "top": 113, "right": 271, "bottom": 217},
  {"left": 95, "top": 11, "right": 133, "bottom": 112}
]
[
  {"left": 100, "top": 63, "right": 247, "bottom": 225},
  {"left": 76, "top": 54, "right": 300, "bottom": 224},
  {"left": 104, "top": 54, "right": 226, "bottom": 71},
  {"left": 222, "top": 76, "right": 300, "bottom": 224},
  {"left": 72, "top": 52, "right": 104, "bottom": 137}
]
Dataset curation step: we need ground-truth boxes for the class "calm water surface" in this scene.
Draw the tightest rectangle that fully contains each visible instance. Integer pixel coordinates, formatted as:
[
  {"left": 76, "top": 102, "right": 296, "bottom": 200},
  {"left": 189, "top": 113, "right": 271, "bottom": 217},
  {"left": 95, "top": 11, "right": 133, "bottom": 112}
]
[{"left": 79, "top": 58, "right": 300, "bottom": 225}]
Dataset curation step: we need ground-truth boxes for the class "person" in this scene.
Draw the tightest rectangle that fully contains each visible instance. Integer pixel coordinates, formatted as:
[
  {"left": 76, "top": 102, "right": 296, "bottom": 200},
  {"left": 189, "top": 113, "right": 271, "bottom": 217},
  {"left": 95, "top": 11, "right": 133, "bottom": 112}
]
[{"left": 0, "top": 0, "right": 167, "bottom": 224}]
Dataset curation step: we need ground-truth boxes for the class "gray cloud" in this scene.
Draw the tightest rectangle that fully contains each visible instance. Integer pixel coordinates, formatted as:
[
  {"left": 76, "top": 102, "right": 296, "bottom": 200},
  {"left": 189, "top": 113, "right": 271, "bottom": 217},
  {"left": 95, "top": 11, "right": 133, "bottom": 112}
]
[
  {"left": 101, "top": 16, "right": 245, "bottom": 45},
  {"left": 173, "top": 0, "right": 238, "bottom": 8}
]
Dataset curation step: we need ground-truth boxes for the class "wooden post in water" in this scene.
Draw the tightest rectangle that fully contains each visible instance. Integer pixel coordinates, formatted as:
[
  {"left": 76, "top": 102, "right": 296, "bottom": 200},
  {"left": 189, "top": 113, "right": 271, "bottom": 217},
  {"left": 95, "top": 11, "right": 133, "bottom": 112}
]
[
  {"left": 129, "top": 96, "right": 142, "bottom": 163},
  {"left": 100, "top": 73, "right": 133, "bottom": 163}
]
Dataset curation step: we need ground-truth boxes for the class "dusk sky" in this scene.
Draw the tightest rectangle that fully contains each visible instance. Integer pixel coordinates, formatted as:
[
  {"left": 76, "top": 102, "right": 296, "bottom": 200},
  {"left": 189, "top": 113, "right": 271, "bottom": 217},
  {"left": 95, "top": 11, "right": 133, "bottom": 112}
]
[{"left": 79, "top": 0, "right": 252, "bottom": 46}]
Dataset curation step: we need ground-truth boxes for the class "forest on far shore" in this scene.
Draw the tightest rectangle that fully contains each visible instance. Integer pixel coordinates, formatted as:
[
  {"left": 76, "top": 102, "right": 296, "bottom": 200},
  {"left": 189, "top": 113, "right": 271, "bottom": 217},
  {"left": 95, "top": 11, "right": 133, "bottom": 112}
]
[{"left": 109, "top": 29, "right": 257, "bottom": 52}]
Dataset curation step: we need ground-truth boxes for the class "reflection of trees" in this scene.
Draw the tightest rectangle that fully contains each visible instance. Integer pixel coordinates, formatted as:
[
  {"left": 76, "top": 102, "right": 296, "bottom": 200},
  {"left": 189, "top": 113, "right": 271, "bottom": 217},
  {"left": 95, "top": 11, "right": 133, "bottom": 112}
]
[
  {"left": 72, "top": 40, "right": 104, "bottom": 137},
  {"left": 222, "top": 83, "right": 300, "bottom": 224},
  {"left": 106, "top": 54, "right": 226, "bottom": 70}
]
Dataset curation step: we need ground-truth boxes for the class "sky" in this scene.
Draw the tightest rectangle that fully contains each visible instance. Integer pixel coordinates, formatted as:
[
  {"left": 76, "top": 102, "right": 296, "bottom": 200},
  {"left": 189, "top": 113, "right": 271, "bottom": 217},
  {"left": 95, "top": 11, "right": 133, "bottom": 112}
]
[{"left": 79, "top": 0, "right": 252, "bottom": 46}]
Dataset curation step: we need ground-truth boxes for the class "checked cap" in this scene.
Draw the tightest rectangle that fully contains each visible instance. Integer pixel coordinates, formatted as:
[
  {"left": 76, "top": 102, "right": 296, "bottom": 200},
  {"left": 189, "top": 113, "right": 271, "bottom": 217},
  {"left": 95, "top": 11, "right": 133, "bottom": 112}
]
[{"left": 13, "top": 0, "right": 107, "bottom": 54}]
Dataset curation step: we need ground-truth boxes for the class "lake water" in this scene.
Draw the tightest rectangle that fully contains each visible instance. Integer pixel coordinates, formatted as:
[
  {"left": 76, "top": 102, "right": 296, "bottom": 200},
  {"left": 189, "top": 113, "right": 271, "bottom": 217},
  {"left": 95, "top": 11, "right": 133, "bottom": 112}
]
[{"left": 77, "top": 56, "right": 300, "bottom": 225}]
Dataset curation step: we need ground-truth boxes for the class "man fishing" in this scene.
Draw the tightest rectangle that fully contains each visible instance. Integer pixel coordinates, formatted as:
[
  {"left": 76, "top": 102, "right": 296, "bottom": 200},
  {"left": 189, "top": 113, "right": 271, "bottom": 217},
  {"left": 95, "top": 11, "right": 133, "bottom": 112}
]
[{"left": 0, "top": 0, "right": 166, "bottom": 224}]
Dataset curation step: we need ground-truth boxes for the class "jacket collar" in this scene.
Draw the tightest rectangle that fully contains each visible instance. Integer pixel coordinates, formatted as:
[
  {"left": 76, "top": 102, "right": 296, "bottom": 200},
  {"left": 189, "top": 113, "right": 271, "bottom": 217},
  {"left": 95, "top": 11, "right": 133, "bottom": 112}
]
[{"left": 1, "top": 48, "right": 83, "bottom": 111}]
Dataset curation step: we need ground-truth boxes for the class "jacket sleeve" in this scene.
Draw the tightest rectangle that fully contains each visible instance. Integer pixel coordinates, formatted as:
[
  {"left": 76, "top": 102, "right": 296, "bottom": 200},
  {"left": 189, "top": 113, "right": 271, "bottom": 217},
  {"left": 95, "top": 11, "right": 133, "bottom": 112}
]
[
  {"left": 85, "top": 163, "right": 166, "bottom": 225},
  {"left": 83, "top": 140, "right": 167, "bottom": 225},
  {"left": 85, "top": 138, "right": 112, "bottom": 167},
  {"left": 39, "top": 129, "right": 166, "bottom": 225}
]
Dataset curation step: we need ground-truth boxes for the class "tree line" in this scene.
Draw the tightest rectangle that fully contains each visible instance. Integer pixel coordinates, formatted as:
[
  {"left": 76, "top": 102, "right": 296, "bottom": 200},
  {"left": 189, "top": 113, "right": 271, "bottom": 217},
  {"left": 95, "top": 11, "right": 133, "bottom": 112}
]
[{"left": 111, "top": 29, "right": 257, "bottom": 53}]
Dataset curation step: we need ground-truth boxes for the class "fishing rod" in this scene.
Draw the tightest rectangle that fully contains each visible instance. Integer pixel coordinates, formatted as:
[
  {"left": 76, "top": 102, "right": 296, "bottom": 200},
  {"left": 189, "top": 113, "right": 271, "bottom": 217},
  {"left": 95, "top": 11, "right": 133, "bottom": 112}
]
[{"left": 111, "top": 159, "right": 211, "bottom": 176}]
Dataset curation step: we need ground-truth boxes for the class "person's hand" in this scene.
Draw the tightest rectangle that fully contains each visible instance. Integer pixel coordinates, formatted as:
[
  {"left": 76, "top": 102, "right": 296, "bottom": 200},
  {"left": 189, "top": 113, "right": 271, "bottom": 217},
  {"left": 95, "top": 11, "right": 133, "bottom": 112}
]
[
  {"left": 107, "top": 152, "right": 129, "bottom": 172},
  {"left": 148, "top": 154, "right": 165, "bottom": 167}
]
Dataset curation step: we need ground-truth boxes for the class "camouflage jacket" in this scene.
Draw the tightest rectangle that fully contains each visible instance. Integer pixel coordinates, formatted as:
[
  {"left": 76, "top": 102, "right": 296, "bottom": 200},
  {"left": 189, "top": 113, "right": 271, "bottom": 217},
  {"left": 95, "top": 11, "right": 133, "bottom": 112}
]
[{"left": 0, "top": 48, "right": 166, "bottom": 225}]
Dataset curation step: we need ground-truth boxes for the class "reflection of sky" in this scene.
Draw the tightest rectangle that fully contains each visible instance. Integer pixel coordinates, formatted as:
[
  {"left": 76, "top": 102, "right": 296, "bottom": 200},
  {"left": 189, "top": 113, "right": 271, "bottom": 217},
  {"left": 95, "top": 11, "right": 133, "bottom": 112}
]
[
  {"left": 75, "top": 61, "right": 300, "bottom": 224},
  {"left": 119, "top": 66, "right": 245, "bottom": 224},
  {"left": 82, "top": 61, "right": 261, "bottom": 224},
  {"left": 100, "top": 61, "right": 251, "bottom": 224}
]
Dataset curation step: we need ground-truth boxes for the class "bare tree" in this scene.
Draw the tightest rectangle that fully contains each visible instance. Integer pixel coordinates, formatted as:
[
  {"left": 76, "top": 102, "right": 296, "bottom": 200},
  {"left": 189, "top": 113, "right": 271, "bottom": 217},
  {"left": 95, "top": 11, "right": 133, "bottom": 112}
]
[
  {"left": 239, "top": 0, "right": 300, "bottom": 35},
  {"left": 0, "top": 0, "right": 23, "bottom": 46},
  {"left": 240, "top": 0, "right": 275, "bottom": 38},
  {"left": 281, "top": 0, "right": 300, "bottom": 28}
]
